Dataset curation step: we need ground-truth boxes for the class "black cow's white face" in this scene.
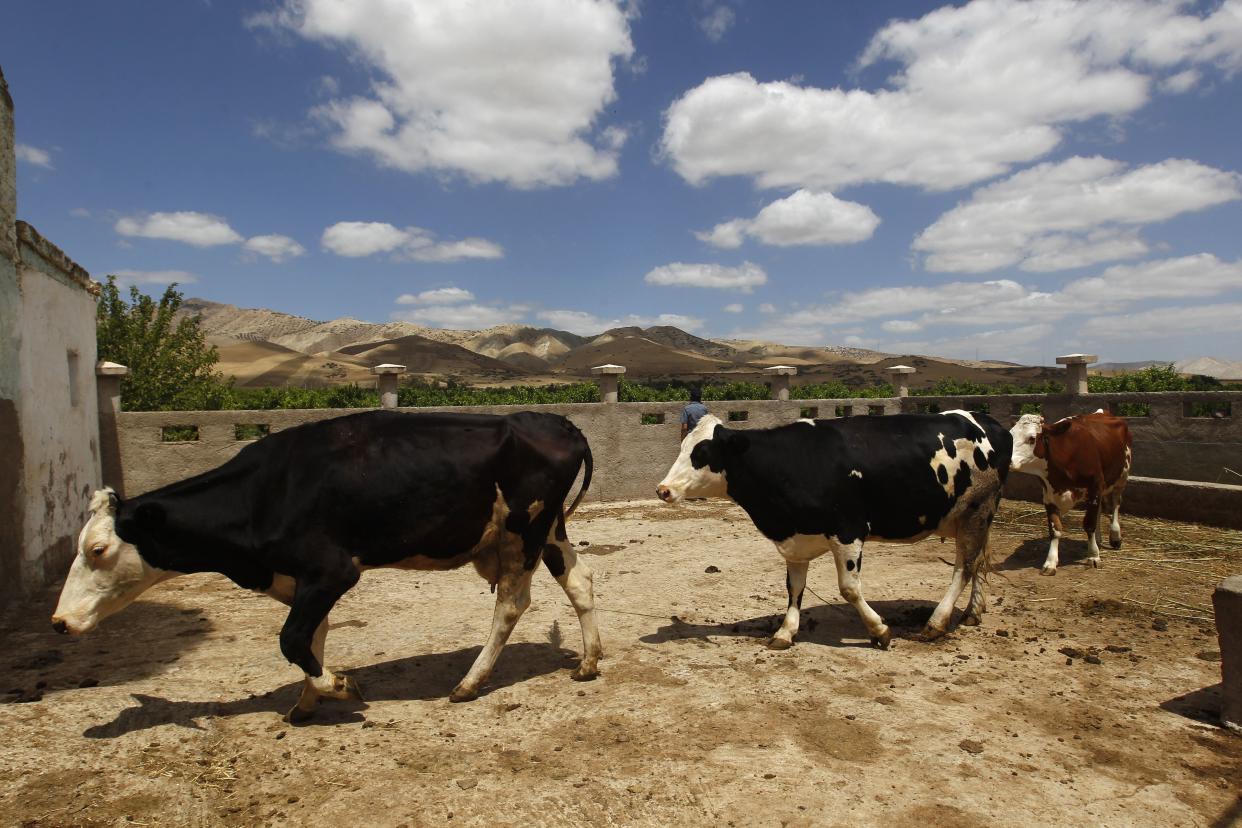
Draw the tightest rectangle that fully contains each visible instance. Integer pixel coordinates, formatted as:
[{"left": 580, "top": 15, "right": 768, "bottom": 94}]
[
  {"left": 1009, "top": 414, "right": 1046, "bottom": 474},
  {"left": 657, "top": 415, "right": 730, "bottom": 503},
  {"left": 51, "top": 489, "right": 170, "bottom": 635}
]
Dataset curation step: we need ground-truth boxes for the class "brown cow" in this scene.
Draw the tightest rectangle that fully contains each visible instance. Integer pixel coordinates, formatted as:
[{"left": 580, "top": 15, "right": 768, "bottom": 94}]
[{"left": 1009, "top": 411, "right": 1132, "bottom": 575}]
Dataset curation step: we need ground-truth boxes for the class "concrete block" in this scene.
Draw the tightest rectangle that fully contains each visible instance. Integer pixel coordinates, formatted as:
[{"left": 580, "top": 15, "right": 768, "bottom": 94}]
[{"left": 1215, "top": 576, "right": 1242, "bottom": 734}]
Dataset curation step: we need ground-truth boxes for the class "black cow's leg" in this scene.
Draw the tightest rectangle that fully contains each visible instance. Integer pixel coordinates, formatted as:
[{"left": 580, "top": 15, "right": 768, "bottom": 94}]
[
  {"left": 768, "top": 560, "right": 808, "bottom": 650},
  {"left": 451, "top": 550, "right": 536, "bottom": 703},
  {"left": 830, "top": 539, "right": 890, "bottom": 649},
  {"left": 543, "top": 536, "right": 603, "bottom": 680},
  {"left": 279, "top": 563, "right": 361, "bottom": 722}
]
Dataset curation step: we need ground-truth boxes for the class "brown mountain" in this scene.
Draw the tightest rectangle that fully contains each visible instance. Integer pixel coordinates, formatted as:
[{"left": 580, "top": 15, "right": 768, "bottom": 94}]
[
  {"left": 553, "top": 328, "right": 734, "bottom": 376},
  {"left": 337, "top": 334, "right": 529, "bottom": 379},
  {"left": 210, "top": 336, "right": 376, "bottom": 388}
]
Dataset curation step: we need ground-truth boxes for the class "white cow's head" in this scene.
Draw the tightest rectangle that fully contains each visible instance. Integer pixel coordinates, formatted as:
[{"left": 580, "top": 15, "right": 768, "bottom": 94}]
[
  {"left": 1009, "top": 414, "right": 1047, "bottom": 474},
  {"left": 51, "top": 488, "right": 171, "bottom": 635},
  {"left": 656, "top": 415, "right": 738, "bottom": 504}
]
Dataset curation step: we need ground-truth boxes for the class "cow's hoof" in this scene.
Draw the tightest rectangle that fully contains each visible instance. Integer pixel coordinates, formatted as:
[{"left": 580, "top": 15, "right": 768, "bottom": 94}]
[
  {"left": 448, "top": 685, "right": 479, "bottom": 703},
  {"left": 1087, "top": 558, "right": 1101, "bottom": 569},
  {"left": 1040, "top": 566, "right": 1057, "bottom": 576},
  {"left": 571, "top": 664, "right": 599, "bottom": 682},
  {"left": 766, "top": 636, "right": 794, "bottom": 651},
  {"left": 283, "top": 704, "right": 316, "bottom": 724},
  {"left": 870, "top": 628, "right": 892, "bottom": 650},
  {"left": 1110, "top": 537, "right": 1122, "bottom": 550},
  {"left": 336, "top": 675, "right": 364, "bottom": 702},
  {"left": 917, "top": 624, "right": 946, "bottom": 642},
  {"left": 960, "top": 614, "right": 981, "bottom": 627}
]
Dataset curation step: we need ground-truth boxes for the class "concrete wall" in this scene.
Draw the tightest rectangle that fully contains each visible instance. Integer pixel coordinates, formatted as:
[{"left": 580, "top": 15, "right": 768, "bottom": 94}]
[
  {"left": 0, "top": 65, "right": 101, "bottom": 597},
  {"left": 113, "top": 397, "right": 897, "bottom": 501},
  {"left": 111, "top": 393, "right": 1242, "bottom": 529},
  {"left": 900, "top": 391, "right": 1242, "bottom": 484}
]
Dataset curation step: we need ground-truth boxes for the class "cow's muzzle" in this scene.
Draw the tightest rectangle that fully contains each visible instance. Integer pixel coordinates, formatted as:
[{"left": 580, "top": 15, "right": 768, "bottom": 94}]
[
  {"left": 656, "top": 485, "right": 672, "bottom": 502},
  {"left": 51, "top": 617, "right": 69, "bottom": 635}
]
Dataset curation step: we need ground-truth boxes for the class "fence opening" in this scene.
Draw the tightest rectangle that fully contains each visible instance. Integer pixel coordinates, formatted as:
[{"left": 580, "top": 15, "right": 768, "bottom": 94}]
[
  {"left": 916, "top": 402, "right": 942, "bottom": 414},
  {"left": 1184, "top": 400, "right": 1231, "bottom": 419},
  {"left": 799, "top": 406, "right": 818, "bottom": 419},
  {"left": 728, "top": 410, "right": 749, "bottom": 422},
  {"left": 867, "top": 405, "right": 886, "bottom": 416},
  {"left": 640, "top": 413, "right": 665, "bottom": 425},
  {"left": 969, "top": 402, "right": 991, "bottom": 415},
  {"left": 235, "top": 423, "right": 270, "bottom": 441},
  {"left": 834, "top": 405, "right": 851, "bottom": 418},
  {"left": 1113, "top": 402, "right": 1150, "bottom": 418},
  {"left": 1013, "top": 402, "right": 1042, "bottom": 416},
  {"left": 161, "top": 425, "right": 199, "bottom": 442}
]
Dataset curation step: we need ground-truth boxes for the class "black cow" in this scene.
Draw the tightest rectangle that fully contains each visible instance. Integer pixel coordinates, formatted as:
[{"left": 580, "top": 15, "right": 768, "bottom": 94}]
[
  {"left": 656, "top": 411, "right": 1012, "bottom": 647},
  {"left": 53, "top": 410, "right": 601, "bottom": 721}
]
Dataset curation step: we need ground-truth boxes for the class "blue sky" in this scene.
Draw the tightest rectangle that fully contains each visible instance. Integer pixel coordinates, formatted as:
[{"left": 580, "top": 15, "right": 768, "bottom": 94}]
[{"left": 5, "top": 0, "right": 1242, "bottom": 364}]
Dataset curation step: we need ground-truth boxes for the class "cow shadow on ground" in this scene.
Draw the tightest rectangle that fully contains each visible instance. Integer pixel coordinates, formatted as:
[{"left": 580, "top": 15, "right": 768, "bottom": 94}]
[
  {"left": 995, "top": 537, "right": 1097, "bottom": 572},
  {"left": 1, "top": 598, "right": 210, "bottom": 702},
  {"left": 638, "top": 599, "right": 941, "bottom": 649},
  {"left": 1159, "top": 682, "right": 1223, "bottom": 727},
  {"left": 82, "top": 641, "right": 577, "bottom": 739}
]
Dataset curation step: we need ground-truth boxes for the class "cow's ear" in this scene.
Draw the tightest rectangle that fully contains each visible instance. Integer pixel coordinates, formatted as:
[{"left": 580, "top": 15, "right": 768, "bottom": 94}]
[
  {"left": 134, "top": 502, "right": 167, "bottom": 529},
  {"left": 721, "top": 431, "right": 750, "bottom": 455}
]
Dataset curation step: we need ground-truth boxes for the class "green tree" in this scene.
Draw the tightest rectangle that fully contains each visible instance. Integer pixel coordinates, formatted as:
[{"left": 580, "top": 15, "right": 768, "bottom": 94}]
[{"left": 96, "top": 276, "right": 230, "bottom": 411}]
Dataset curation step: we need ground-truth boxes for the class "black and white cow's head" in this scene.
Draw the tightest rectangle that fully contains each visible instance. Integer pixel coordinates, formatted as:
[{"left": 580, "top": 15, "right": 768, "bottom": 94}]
[
  {"left": 51, "top": 488, "right": 172, "bottom": 635},
  {"left": 657, "top": 414, "right": 748, "bottom": 503}
]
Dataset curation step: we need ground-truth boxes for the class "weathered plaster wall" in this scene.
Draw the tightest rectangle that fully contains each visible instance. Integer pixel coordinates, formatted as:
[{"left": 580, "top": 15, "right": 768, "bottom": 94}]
[
  {"left": 0, "top": 65, "right": 101, "bottom": 597},
  {"left": 15, "top": 229, "right": 100, "bottom": 590},
  {"left": 1, "top": 65, "right": 25, "bottom": 598}
]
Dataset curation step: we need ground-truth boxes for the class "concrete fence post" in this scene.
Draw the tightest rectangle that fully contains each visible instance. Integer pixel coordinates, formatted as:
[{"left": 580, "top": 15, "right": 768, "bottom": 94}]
[
  {"left": 96, "top": 361, "right": 128, "bottom": 493},
  {"left": 591, "top": 364, "right": 625, "bottom": 403},
  {"left": 1056, "top": 353, "right": 1097, "bottom": 395},
  {"left": 888, "top": 364, "right": 916, "bottom": 398},
  {"left": 1215, "top": 576, "right": 1242, "bottom": 734},
  {"left": 371, "top": 363, "right": 405, "bottom": 409},
  {"left": 764, "top": 365, "right": 797, "bottom": 401}
]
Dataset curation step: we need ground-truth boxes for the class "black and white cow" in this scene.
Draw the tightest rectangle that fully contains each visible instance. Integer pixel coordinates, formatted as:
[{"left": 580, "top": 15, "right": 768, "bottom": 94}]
[
  {"left": 656, "top": 411, "right": 1013, "bottom": 646},
  {"left": 53, "top": 410, "right": 601, "bottom": 721}
]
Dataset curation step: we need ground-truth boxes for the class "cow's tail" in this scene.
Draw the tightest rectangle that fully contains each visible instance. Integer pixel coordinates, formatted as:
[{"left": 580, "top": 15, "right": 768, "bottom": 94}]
[{"left": 565, "top": 438, "right": 593, "bottom": 520}]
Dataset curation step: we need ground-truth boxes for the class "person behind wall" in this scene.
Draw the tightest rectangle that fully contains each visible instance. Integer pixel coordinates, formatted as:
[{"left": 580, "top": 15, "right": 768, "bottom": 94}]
[{"left": 679, "top": 386, "right": 709, "bottom": 441}]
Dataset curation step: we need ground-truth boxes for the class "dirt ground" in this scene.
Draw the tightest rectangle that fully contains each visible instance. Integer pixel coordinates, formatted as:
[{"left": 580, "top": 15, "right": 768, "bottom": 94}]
[{"left": 1, "top": 499, "right": 1239, "bottom": 828}]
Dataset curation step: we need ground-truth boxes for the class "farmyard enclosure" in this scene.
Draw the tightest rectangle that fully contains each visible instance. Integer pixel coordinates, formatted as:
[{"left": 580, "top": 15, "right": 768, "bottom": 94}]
[{"left": 2, "top": 499, "right": 1238, "bottom": 827}]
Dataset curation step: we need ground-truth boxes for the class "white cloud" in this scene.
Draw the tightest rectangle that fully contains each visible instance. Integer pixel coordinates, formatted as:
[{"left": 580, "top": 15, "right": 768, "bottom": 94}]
[
  {"left": 396, "top": 287, "right": 475, "bottom": 306},
  {"left": 1086, "top": 303, "right": 1242, "bottom": 340},
  {"left": 644, "top": 261, "right": 767, "bottom": 292},
  {"left": 758, "top": 303, "right": 776, "bottom": 314},
  {"left": 115, "top": 211, "right": 244, "bottom": 247},
  {"left": 536, "top": 309, "right": 705, "bottom": 335},
  {"left": 15, "top": 144, "right": 53, "bottom": 169},
  {"left": 407, "top": 237, "right": 504, "bottom": 263},
  {"left": 254, "top": 0, "right": 634, "bottom": 188},
  {"left": 243, "top": 234, "right": 306, "bottom": 263},
  {"left": 914, "top": 157, "right": 1242, "bottom": 273},
  {"left": 885, "top": 323, "right": 1057, "bottom": 362},
  {"left": 1161, "top": 68, "right": 1202, "bottom": 94},
  {"left": 661, "top": 1, "right": 1242, "bottom": 192},
  {"left": 321, "top": 221, "right": 503, "bottom": 262},
  {"left": 723, "top": 303, "right": 744, "bottom": 313},
  {"left": 321, "top": 221, "right": 408, "bottom": 256},
  {"left": 69, "top": 207, "right": 91, "bottom": 219},
  {"left": 393, "top": 303, "right": 527, "bottom": 329},
  {"left": 882, "top": 319, "right": 923, "bottom": 333},
  {"left": 698, "top": 190, "right": 880, "bottom": 249},
  {"left": 697, "top": 3, "right": 735, "bottom": 42},
  {"left": 110, "top": 269, "right": 198, "bottom": 286}
]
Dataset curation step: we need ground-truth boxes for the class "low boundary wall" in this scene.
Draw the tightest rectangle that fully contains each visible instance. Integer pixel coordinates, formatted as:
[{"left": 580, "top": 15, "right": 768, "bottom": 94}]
[{"left": 110, "top": 391, "right": 1242, "bottom": 529}]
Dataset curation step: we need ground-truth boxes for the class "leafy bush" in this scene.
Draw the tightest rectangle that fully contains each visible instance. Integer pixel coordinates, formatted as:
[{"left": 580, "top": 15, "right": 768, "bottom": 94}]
[{"left": 97, "top": 276, "right": 232, "bottom": 411}]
